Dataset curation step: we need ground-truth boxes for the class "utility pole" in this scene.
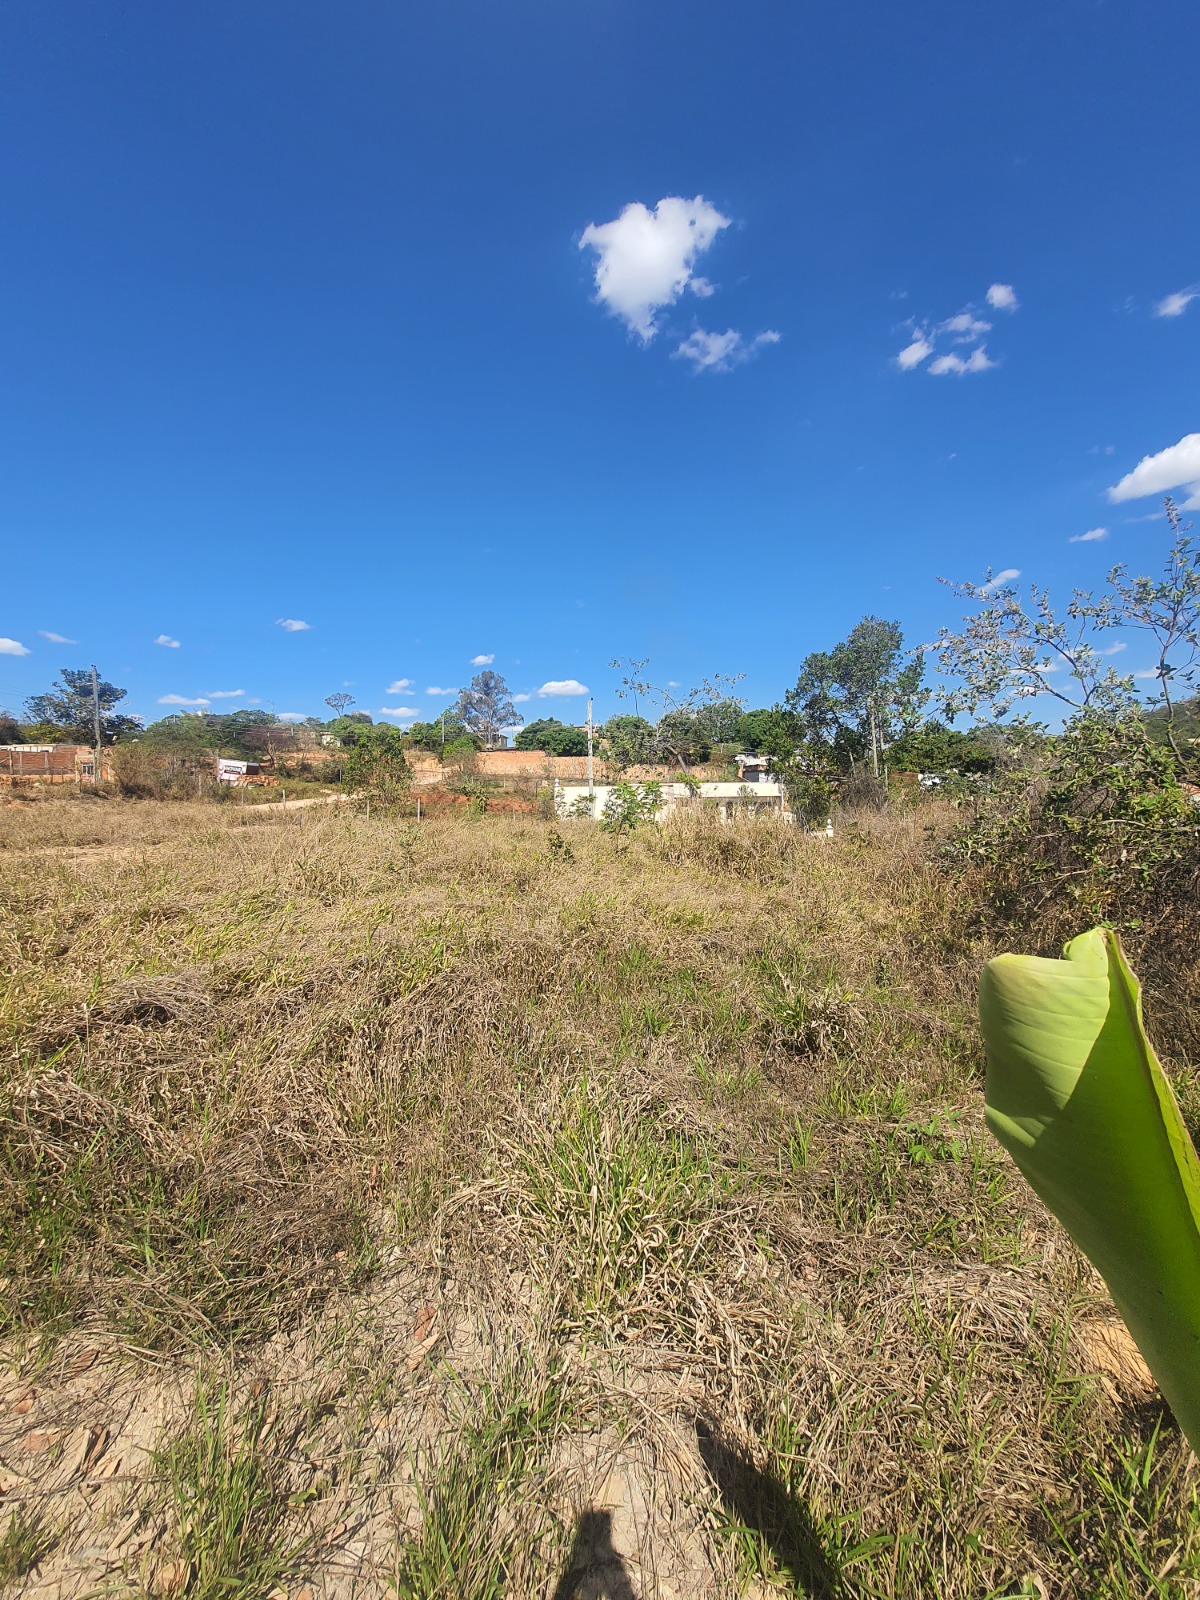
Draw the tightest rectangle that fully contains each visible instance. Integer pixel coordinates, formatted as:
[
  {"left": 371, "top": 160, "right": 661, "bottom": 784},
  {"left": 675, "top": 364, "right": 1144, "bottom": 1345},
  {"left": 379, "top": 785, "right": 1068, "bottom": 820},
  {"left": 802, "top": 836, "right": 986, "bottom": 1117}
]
[
  {"left": 586, "top": 698, "right": 594, "bottom": 798},
  {"left": 90, "top": 664, "right": 102, "bottom": 785}
]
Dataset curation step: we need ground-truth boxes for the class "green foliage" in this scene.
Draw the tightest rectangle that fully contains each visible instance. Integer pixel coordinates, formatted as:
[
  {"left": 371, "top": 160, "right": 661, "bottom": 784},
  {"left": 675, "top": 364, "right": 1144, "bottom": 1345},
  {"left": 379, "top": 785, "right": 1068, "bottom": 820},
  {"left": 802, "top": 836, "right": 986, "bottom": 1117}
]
[
  {"left": 786, "top": 617, "right": 926, "bottom": 775},
  {"left": 655, "top": 710, "right": 711, "bottom": 766},
  {"left": 0, "top": 710, "right": 22, "bottom": 744},
  {"left": 514, "top": 718, "right": 589, "bottom": 756},
  {"left": 141, "top": 710, "right": 279, "bottom": 761},
  {"left": 152, "top": 1382, "right": 308, "bottom": 1600},
  {"left": 343, "top": 724, "right": 413, "bottom": 811},
  {"left": 327, "top": 713, "right": 373, "bottom": 746},
  {"left": 981, "top": 927, "right": 1200, "bottom": 1453},
  {"left": 407, "top": 714, "right": 475, "bottom": 753},
  {"left": 25, "top": 667, "right": 142, "bottom": 744},
  {"left": 948, "top": 713, "right": 1196, "bottom": 925},
  {"left": 733, "top": 706, "right": 801, "bottom": 755},
  {"left": 600, "top": 780, "right": 662, "bottom": 839},
  {"left": 887, "top": 720, "right": 995, "bottom": 775},
  {"left": 599, "top": 713, "right": 654, "bottom": 772}
]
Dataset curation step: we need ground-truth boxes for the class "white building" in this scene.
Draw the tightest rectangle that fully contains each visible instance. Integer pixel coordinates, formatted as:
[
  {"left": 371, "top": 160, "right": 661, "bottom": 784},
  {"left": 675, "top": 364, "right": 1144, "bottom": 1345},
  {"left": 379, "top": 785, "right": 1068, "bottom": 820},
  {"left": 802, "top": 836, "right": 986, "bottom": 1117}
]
[{"left": 556, "top": 778, "right": 791, "bottom": 824}]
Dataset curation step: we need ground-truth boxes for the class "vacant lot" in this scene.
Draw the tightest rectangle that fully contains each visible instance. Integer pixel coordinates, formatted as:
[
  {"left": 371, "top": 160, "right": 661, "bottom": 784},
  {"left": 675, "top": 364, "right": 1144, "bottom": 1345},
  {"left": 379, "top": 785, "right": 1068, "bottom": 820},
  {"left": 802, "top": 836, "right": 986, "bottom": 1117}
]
[{"left": 1, "top": 799, "right": 1196, "bottom": 1598}]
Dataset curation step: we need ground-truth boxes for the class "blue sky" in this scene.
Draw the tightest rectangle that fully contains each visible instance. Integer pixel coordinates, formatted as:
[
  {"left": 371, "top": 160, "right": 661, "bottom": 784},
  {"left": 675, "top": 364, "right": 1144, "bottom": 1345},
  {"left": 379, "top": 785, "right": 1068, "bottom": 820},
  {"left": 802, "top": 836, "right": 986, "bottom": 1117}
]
[{"left": 2, "top": 0, "right": 1198, "bottom": 729}]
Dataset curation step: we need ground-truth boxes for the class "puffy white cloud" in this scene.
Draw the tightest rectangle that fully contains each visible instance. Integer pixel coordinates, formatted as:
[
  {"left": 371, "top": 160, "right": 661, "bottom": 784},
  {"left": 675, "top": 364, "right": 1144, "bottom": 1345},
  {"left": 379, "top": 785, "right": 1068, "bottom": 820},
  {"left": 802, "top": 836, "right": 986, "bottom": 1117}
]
[
  {"left": 1184, "top": 485, "right": 1200, "bottom": 510},
  {"left": 470, "top": 653, "right": 495, "bottom": 666},
  {"left": 386, "top": 678, "right": 413, "bottom": 694},
  {"left": 980, "top": 568, "right": 1020, "bottom": 594},
  {"left": 538, "top": 679, "right": 590, "bottom": 697},
  {"left": 689, "top": 276, "right": 716, "bottom": 299},
  {"left": 895, "top": 334, "right": 933, "bottom": 370},
  {"left": 929, "top": 345, "right": 995, "bottom": 376},
  {"left": 38, "top": 630, "right": 76, "bottom": 644},
  {"left": 154, "top": 634, "right": 181, "bottom": 648},
  {"left": 579, "top": 195, "right": 731, "bottom": 342},
  {"left": 986, "top": 283, "right": 1018, "bottom": 311},
  {"left": 206, "top": 689, "right": 245, "bottom": 698},
  {"left": 0, "top": 638, "right": 31, "bottom": 656},
  {"left": 1069, "top": 527, "right": 1109, "bottom": 543},
  {"left": 158, "top": 693, "right": 209, "bottom": 706},
  {"left": 425, "top": 686, "right": 457, "bottom": 697},
  {"left": 673, "top": 327, "right": 780, "bottom": 373},
  {"left": 941, "top": 312, "right": 992, "bottom": 341},
  {"left": 379, "top": 705, "right": 419, "bottom": 717},
  {"left": 1107, "top": 434, "right": 1200, "bottom": 502},
  {"left": 275, "top": 618, "right": 311, "bottom": 632},
  {"left": 1153, "top": 286, "right": 1199, "bottom": 319},
  {"left": 512, "top": 692, "right": 532, "bottom": 703}
]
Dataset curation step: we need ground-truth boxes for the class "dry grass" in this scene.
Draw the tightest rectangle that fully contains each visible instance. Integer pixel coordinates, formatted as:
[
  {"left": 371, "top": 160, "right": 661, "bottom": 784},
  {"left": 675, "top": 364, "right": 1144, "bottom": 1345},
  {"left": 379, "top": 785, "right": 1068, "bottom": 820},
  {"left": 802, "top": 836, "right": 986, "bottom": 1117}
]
[{"left": 0, "top": 797, "right": 1197, "bottom": 1598}]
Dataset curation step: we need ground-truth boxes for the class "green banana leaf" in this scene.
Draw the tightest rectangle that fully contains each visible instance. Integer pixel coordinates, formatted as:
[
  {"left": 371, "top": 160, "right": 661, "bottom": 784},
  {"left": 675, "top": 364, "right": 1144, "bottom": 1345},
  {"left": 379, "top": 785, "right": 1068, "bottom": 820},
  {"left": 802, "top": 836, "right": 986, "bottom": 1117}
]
[{"left": 980, "top": 926, "right": 1200, "bottom": 1452}]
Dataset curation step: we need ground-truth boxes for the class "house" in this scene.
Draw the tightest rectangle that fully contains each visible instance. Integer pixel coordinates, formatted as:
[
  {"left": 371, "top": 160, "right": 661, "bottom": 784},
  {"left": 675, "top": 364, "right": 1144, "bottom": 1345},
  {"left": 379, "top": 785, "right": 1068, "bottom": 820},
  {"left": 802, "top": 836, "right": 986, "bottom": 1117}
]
[
  {"left": 0, "top": 744, "right": 108, "bottom": 786},
  {"left": 734, "top": 753, "right": 774, "bottom": 783}
]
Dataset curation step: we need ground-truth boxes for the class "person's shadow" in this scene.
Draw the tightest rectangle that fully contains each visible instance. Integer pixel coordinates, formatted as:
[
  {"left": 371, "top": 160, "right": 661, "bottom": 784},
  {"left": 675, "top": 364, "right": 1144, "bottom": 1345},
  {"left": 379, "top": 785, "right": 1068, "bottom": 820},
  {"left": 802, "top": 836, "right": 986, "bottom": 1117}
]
[
  {"left": 550, "top": 1509, "right": 639, "bottom": 1599},
  {"left": 695, "top": 1416, "right": 847, "bottom": 1598}
]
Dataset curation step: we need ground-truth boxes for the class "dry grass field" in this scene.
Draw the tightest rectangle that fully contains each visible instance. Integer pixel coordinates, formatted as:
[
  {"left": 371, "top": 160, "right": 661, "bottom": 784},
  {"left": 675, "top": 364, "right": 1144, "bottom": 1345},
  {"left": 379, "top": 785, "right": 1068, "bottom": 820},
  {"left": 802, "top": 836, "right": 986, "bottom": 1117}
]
[{"left": 1, "top": 797, "right": 1197, "bottom": 1598}]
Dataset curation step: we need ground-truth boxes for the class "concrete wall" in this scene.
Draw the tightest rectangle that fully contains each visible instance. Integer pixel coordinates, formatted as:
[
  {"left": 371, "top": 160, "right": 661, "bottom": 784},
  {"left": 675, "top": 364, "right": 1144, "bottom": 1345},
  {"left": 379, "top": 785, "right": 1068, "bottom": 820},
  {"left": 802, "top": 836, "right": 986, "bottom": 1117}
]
[{"left": 407, "top": 750, "right": 732, "bottom": 788}]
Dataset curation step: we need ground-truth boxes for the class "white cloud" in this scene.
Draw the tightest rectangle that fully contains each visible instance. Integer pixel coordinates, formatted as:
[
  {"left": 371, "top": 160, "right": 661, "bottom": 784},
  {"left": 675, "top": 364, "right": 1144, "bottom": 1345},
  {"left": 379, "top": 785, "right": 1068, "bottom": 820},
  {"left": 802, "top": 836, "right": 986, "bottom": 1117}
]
[
  {"left": 0, "top": 638, "right": 31, "bottom": 657},
  {"left": 379, "top": 705, "right": 419, "bottom": 717},
  {"left": 1184, "top": 485, "right": 1200, "bottom": 511},
  {"left": 980, "top": 568, "right": 1021, "bottom": 594},
  {"left": 275, "top": 618, "right": 311, "bottom": 632},
  {"left": 512, "top": 692, "right": 532, "bottom": 703},
  {"left": 1125, "top": 511, "right": 1166, "bottom": 523},
  {"left": 277, "top": 712, "right": 308, "bottom": 722},
  {"left": 158, "top": 693, "right": 209, "bottom": 706},
  {"left": 1099, "top": 642, "right": 1127, "bottom": 655},
  {"left": 154, "top": 634, "right": 180, "bottom": 648},
  {"left": 673, "top": 327, "right": 780, "bottom": 373},
  {"left": 1153, "top": 286, "right": 1199, "bottom": 319},
  {"left": 1134, "top": 669, "right": 1162, "bottom": 680},
  {"left": 895, "top": 334, "right": 933, "bottom": 370},
  {"left": 579, "top": 195, "right": 731, "bottom": 343},
  {"left": 1107, "top": 434, "right": 1200, "bottom": 502},
  {"left": 470, "top": 653, "right": 495, "bottom": 666},
  {"left": 38, "top": 630, "right": 77, "bottom": 644},
  {"left": 941, "top": 312, "right": 992, "bottom": 341},
  {"left": 689, "top": 276, "right": 716, "bottom": 299},
  {"left": 425, "top": 686, "right": 457, "bottom": 697},
  {"left": 386, "top": 678, "right": 413, "bottom": 694},
  {"left": 929, "top": 345, "right": 995, "bottom": 376},
  {"left": 206, "top": 689, "right": 245, "bottom": 698},
  {"left": 986, "top": 283, "right": 1018, "bottom": 311},
  {"left": 1070, "top": 527, "right": 1109, "bottom": 543},
  {"left": 538, "top": 679, "right": 589, "bottom": 697}
]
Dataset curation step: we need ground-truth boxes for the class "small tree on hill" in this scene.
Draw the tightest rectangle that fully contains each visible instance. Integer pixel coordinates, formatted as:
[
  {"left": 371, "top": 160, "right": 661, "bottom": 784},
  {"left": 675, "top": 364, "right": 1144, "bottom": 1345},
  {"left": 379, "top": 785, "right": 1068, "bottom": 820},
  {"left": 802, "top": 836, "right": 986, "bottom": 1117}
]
[
  {"left": 515, "top": 718, "right": 588, "bottom": 756},
  {"left": 325, "top": 692, "right": 355, "bottom": 719}
]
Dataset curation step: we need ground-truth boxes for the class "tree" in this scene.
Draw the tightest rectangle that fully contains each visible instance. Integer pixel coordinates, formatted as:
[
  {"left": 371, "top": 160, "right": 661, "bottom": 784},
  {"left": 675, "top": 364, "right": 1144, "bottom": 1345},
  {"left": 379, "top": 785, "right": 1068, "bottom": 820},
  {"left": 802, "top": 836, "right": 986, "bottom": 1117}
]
[
  {"left": 0, "top": 710, "right": 21, "bottom": 744},
  {"left": 324, "top": 692, "right": 355, "bottom": 719},
  {"left": 785, "top": 618, "right": 926, "bottom": 776},
  {"left": 342, "top": 724, "right": 412, "bottom": 812},
  {"left": 328, "top": 714, "right": 373, "bottom": 747},
  {"left": 25, "top": 668, "right": 142, "bottom": 745},
  {"left": 599, "top": 714, "right": 654, "bottom": 773},
  {"left": 886, "top": 720, "right": 995, "bottom": 775},
  {"left": 935, "top": 500, "right": 1200, "bottom": 773},
  {"left": 514, "top": 719, "right": 588, "bottom": 756},
  {"left": 732, "top": 707, "right": 802, "bottom": 755},
  {"left": 408, "top": 713, "right": 476, "bottom": 754},
  {"left": 455, "top": 671, "right": 522, "bottom": 746},
  {"left": 608, "top": 659, "right": 745, "bottom": 773}
]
